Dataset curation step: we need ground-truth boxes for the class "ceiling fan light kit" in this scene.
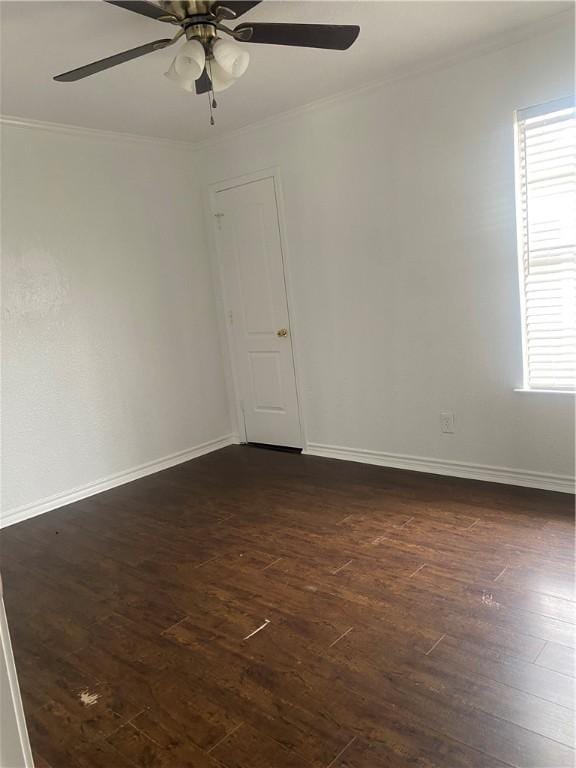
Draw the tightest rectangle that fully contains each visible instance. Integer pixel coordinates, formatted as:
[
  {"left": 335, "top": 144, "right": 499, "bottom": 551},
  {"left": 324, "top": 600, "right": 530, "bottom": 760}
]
[
  {"left": 165, "top": 37, "right": 249, "bottom": 94},
  {"left": 53, "top": 1, "right": 360, "bottom": 125}
]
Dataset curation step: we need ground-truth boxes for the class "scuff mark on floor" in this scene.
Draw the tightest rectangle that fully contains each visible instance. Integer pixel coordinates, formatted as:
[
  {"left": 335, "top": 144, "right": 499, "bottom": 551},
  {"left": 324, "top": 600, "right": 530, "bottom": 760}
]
[
  {"left": 328, "top": 627, "right": 354, "bottom": 648},
  {"left": 408, "top": 563, "right": 426, "bottom": 579},
  {"left": 194, "top": 555, "right": 219, "bottom": 569},
  {"left": 78, "top": 689, "right": 99, "bottom": 707},
  {"left": 243, "top": 618, "right": 271, "bottom": 640},
  {"left": 493, "top": 566, "right": 508, "bottom": 582},
  {"left": 331, "top": 559, "right": 353, "bottom": 575},
  {"left": 207, "top": 723, "right": 243, "bottom": 753},
  {"left": 326, "top": 736, "right": 357, "bottom": 767},
  {"left": 481, "top": 591, "right": 501, "bottom": 609},
  {"left": 425, "top": 633, "right": 446, "bottom": 656}
]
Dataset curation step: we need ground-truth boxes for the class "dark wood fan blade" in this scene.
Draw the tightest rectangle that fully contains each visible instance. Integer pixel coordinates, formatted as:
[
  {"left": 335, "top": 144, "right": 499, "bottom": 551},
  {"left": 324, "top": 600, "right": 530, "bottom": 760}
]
[
  {"left": 53, "top": 39, "right": 173, "bottom": 81},
  {"left": 104, "top": 1, "right": 178, "bottom": 22},
  {"left": 195, "top": 68, "right": 212, "bottom": 94},
  {"left": 212, "top": 1, "right": 262, "bottom": 18},
  {"left": 234, "top": 22, "right": 359, "bottom": 50}
]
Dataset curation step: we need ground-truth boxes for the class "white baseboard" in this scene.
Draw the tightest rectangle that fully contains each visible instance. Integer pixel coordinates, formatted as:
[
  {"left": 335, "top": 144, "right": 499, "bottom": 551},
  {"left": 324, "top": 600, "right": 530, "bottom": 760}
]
[
  {"left": 4, "top": 435, "right": 570, "bottom": 529},
  {"left": 303, "top": 442, "right": 574, "bottom": 495},
  {"left": 1, "top": 433, "right": 240, "bottom": 529}
]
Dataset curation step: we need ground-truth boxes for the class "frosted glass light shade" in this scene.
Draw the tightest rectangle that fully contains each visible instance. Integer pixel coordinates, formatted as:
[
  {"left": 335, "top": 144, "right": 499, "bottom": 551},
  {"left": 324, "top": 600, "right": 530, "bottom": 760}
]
[
  {"left": 208, "top": 60, "right": 236, "bottom": 92},
  {"left": 213, "top": 38, "right": 250, "bottom": 78},
  {"left": 164, "top": 39, "right": 205, "bottom": 91},
  {"left": 164, "top": 59, "right": 195, "bottom": 91}
]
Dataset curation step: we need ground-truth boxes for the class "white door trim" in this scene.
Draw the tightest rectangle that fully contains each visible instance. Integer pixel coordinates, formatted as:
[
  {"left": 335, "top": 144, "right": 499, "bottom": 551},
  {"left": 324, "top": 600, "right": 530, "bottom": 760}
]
[
  {"left": 1, "top": 598, "right": 34, "bottom": 767},
  {"left": 205, "top": 167, "right": 307, "bottom": 449}
]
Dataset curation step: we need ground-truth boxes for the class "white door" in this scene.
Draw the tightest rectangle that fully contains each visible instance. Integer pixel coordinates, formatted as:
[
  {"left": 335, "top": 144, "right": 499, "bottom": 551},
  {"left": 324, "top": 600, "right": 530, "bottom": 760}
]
[{"left": 213, "top": 176, "right": 302, "bottom": 448}]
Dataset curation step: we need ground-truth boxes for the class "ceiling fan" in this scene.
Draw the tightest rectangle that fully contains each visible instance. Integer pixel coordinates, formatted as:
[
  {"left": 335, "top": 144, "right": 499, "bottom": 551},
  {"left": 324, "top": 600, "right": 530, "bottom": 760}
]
[{"left": 53, "top": 1, "right": 360, "bottom": 121}]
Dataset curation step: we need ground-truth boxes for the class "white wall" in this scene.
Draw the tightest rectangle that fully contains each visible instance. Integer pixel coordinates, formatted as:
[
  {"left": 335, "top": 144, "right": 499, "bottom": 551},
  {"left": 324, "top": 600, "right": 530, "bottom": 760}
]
[
  {"left": 196, "top": 15, "right": 575, "bottom": 486},
  {"left": 1, "top": 125, "right": 231, "bottom": 521}
]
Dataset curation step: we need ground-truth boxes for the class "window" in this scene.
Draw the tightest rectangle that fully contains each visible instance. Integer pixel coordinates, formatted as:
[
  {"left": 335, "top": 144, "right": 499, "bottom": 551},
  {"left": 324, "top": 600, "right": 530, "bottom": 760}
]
[{"left": 514, "top": 97, "right": 576, "bottom": 391}]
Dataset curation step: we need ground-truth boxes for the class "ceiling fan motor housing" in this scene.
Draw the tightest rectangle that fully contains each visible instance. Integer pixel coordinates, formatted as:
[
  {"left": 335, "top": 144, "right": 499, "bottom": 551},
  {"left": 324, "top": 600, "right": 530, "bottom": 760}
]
[{"left": 184, "top": 21, "right": 218, "bottom": 46}]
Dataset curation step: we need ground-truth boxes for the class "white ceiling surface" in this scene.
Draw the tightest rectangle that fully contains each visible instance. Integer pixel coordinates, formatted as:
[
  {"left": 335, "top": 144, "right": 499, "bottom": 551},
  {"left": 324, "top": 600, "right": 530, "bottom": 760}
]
[{"left": 1, "top": 1, "right": 571, "bottom": 142}]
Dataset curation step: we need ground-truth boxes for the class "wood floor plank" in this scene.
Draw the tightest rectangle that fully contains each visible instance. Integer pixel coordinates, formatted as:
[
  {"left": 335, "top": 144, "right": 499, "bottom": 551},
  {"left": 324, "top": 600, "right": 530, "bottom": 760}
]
[
  {"left": 535, "top": 641, "right": 576, "bottom": 675},
  {"left": 405, "top": 565, "right": 576, "bottom": 648},
  {"left": 70, "top": 740, "right": 139, "bottom": 768},
  {"left": 498, "top": 565, "right": 576, "bottom": 601},
  {"left": 107, "top": 719, "right": 223, "bottom": 768},
  {"left": 210, "top": 722, "right": 313, "bottom": 767},
  {"left": 408, "top": 563, "right": 576, "bottom": 624},
  {"left": 162, "top": 623, "right": 354, "bottom": 767},
  {"left": 431, "top": 634, "right": 576, "bottom": 710},
  {"left": 331, "top": 735, "right": 511, "bottom": 768},
  {"left": 130, "top": 670, "right": 242, "bottom": 752},
  {"left": 25, "top": 696, "right": 136, "bottom": 768}
]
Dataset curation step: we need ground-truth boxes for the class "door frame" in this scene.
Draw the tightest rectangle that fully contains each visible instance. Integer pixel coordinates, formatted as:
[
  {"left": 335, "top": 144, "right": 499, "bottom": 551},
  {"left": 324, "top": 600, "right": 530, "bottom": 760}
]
[{"left": 205, "top": 166, "right": 307, "bottom": 449}]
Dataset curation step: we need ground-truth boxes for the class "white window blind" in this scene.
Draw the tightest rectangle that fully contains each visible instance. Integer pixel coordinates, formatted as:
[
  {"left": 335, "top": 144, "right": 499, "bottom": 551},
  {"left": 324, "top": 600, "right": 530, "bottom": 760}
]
[{"left": 515, "top": 97, "right": 576, "bottom": 391}]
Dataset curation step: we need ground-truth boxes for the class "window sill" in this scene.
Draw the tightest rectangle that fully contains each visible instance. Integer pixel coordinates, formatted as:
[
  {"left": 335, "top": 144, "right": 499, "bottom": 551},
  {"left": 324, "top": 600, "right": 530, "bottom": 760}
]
[{"left": 514, "top": 388, "right": 575, "bottom": 395}]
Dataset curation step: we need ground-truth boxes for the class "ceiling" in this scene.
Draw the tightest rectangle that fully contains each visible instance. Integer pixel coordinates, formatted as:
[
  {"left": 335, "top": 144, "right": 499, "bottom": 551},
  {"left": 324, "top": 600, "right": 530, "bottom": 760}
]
[{"left": 1, "top": 1, "right": 571, "bottom": 143}]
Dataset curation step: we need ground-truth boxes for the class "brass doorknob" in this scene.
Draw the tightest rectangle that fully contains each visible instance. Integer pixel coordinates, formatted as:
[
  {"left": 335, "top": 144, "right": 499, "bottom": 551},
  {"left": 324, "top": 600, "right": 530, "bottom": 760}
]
[{"left": 276, "top": 328, "right": 288, "bottom": 337}]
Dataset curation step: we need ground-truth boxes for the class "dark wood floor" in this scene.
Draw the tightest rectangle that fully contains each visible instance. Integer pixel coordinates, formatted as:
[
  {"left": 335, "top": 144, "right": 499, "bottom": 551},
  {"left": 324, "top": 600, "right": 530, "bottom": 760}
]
[{"left": 1, "top": 446, "right": 574, "bottom": 768}]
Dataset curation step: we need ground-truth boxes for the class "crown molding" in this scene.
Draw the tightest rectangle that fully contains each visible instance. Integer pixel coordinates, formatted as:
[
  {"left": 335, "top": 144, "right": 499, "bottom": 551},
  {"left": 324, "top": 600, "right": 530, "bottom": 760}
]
[
  {"left": 191, "top": 6, "right": 574, "bottom": 152},
  {"left": 0, "top": 114, "right": 195, "bottom": 152}
]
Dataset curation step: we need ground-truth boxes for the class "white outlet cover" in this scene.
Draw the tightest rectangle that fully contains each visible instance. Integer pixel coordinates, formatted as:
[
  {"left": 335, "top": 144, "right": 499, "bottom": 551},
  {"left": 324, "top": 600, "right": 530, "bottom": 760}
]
[{"left": 440, "top": 411, "right": 455, "bottom": 434}]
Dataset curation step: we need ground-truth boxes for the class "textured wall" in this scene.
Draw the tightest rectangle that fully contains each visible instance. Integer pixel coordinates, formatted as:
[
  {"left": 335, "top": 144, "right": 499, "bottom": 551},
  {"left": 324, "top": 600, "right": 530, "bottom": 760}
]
[{"left": 1, "top": 126, "right": 231, "bottom": 516}]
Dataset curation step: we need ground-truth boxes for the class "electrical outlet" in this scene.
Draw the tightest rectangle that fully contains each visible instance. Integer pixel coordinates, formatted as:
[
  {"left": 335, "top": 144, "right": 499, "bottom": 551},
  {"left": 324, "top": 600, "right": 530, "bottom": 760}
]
[{"left": 440, "top": 411, "right": 455, "bottom": 434}]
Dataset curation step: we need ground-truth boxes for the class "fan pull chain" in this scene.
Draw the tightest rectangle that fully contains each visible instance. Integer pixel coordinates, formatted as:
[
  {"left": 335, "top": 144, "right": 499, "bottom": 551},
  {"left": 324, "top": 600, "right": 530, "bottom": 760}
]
[
  {"left": 207, "top": 58, "right": 217, "bottom": 125},
  {"left": 207, "top": 91, "right": 215, "bottom": 126}
]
